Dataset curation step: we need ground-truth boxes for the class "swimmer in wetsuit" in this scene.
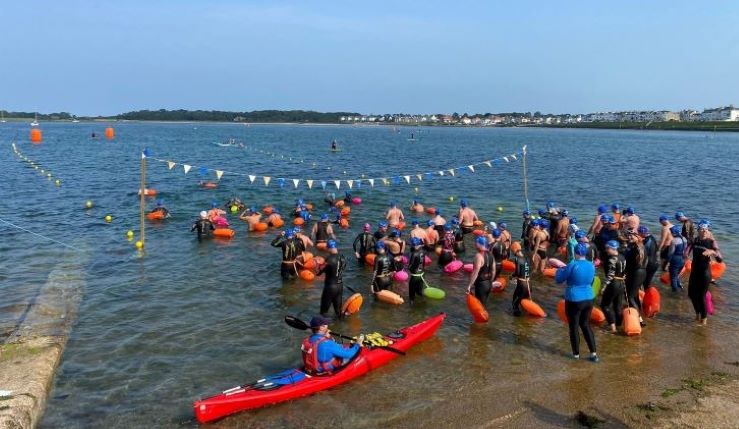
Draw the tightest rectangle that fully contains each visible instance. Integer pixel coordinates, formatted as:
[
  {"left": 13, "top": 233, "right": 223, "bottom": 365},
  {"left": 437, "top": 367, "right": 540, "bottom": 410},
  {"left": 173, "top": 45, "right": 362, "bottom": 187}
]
[
  {"left": 191, "top": 211, "right": 214, "bottom": 241},
  {"left": 639, "top": 226, "right": 659, "bottom": 290},
  {"left": 509, "top": 241, "right": 531, "bottom": 316},
  {"left": 271, "top": 228, "right": 306, "bottom": 279},
  {"left": 312, "top": 214, "right": 336, "bottom": 248},
  {"left": 600, "top": 240, "right": 626, "bottom": 333},
  {"left": 438, "top": 224, "right": 456, "bottom": 267},
  {"left": 521, "top": 210, "right": 532, "bottom": 251},
  {"left": 352, "top": 223, "right": 376, "bottom": 264},
  {"left": 151, "top": 200, "right": 170, "bottom": 217},
  {"left": 371, "top": 241, "right": 393, "bottom": 292},
  {"left": 315, "top": 240, "right": 347, "bottom": 318},
  {"left": 675, "top": 211, "right": 696, "bottom": 249},
  {"left": 688, "top": 221, "right": 722, "bottom": 325},
  {"left": 467, "top": 236, "right": 495, "bottom": 306},
  {"left": 452, "top": 219, "right": 465, "bottom": 254},
  {"left": 374, "top": 221, "right": 389, "bottom": 242},
  {"left": 665, "top": 225, "right": 687, "bottom": 291},
  {"left": 407, "top": 237, "right": 426, "bottom": 304},
  {"left": 489, "top": 229, "right": 506, "bottom": 275},
  {"left": 624, "top": 230, "right": 647, "bottom": 327}
]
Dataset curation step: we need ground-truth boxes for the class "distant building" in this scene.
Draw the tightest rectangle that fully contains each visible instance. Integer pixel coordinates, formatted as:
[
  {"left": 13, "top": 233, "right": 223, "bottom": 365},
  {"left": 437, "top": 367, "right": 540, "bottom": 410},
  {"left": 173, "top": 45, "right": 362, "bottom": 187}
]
[{"left": 700, "top": 106, "right": 739, "bottom": 121}]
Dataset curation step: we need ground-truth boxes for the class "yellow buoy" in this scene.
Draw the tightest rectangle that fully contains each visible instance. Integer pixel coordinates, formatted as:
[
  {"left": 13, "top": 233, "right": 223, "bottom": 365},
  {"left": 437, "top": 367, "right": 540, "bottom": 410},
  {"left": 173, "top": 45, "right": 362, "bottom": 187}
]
[
  {"left": 85, "top": 200, "right": 93, "bottom": 209},
  {"left": 55, "top": 180, "right": 61, "bottom": 187},
  {"left": 497, "top": 206, "right": 503, "bottom": 212},
  {"left": 230, "top": 205, "right": 238, "bottom": 213},
  {"left": 104, "top": 215, "right": 112, "bottom": 223},
  {"left": 448, "top": 196, "right": 454, "bottom": 202},
  {"left": 135, "top": 240, "right": 143, "bottom": 249}
]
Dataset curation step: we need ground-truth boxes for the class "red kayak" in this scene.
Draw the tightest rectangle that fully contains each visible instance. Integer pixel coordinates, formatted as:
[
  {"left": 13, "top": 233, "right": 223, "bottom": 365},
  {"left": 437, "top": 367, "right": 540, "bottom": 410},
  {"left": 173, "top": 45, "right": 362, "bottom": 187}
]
[{"left": 193, "top": 313, "right": 446, "bottom": 424}]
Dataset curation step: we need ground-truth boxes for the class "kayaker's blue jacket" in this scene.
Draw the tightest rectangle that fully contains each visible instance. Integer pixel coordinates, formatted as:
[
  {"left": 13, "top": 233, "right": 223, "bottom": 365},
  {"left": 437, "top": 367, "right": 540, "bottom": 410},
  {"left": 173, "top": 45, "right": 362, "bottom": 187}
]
[
  {"left": 310, "top": 334, "right": 360, "bottom": 365},
  {"left": 555, "top": 259, "right": 595, "bottom": 302}
]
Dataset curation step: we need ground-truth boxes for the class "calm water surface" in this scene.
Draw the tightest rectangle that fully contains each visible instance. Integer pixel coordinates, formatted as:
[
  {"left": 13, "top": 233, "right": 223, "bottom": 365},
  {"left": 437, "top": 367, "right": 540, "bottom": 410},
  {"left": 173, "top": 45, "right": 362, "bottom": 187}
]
[{"left": 0, "top": 123, "right": 737, "bottom": 428}]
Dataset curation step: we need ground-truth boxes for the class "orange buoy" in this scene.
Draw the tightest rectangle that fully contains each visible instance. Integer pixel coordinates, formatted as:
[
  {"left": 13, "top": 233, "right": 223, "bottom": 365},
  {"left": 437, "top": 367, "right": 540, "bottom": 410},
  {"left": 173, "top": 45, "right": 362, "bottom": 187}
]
[
  {"left": 316, "top": 242, "right": 328, "bottom": 251},
  {"left": 342, "top": 293, "right": 363, "bottom": 316},
  {"left": 213, "top": 228, "right": 235, "bottom": 239},
  {"left": 104, "top": 127, "right": 115, "bottom": 140},
  {"left": 293, "top": 217, "right": 304, "bottom": 226},
  {"left": 556, "top": 299, "right": 568, "bottom": 323},
  {"left": 642, "top": 287, "right": 661, "bottom": 318},
  {"left": 711, "top": 261, "right": 726, "bottom": 281},
  {"left": 472, "top": 229, "right": 484, "bottom": 236},
  {"left": 146, "top": 211, "right": 165, "bottom": 221},
  {"left": 492, "top": 276, "right": 507, "bottom": 292},
  {"left": 253, "top": 222, "right": 268, "bottom": 232},
  {"left": 301, "top": 258, "right": 316, "bottom": 270},
  {"left": 590, "top": 307, "right": 606, "bottom": 324},
  {"left": 520, "top": 299, "right": 546, "bottom": 317},
  {"left": 300, "top": 270, "right": 315, "bottom": 282},
  {"left": 396, "top": 221, "right": 406, "bottom": 230},
  {"left": 375, "top": 289, "right": 404, "bottom": 305},
  {"left": 262, "top": 206, "right": 273, "bottom": 215},
  {"left": 426, "top": 207, "right": 436, "bottom": 215},
  {"left": 270, "top": 218, "right": 284, "bottom": 228},
  {"left": 138, "top": 188, "right": 157, "bottom": 197},
  {"left": 501, "top": 259, "right": 515, "bottom": 273},
  {"left": 660, "top": 271, "right": 670, "bottom": 285},
  {"left": 30, "top": 128, "right": 42, "bottom": 143},
  {"left": 542, "top": 267, "right": 557, "bottom": 278},
  {"left": 622, "top": 307, "right": 641, "bottom": 336},
  {"left": 473, "top": 220, "right": 483, "bottom": 227},
  {"left": 339, "top": 218, "right": 349, "bottom": 228},
  {"left": 365, "top": 253, "right": 376, "bottom": 265},
  {"left": 335, "top": 200, "right": 345, "bottom": 208},
  {"left": 466, "top": 293, "right": 489, "bottom": 323},
  {"left": 340, "top": 207, "right": 351, "bottom": 216}
]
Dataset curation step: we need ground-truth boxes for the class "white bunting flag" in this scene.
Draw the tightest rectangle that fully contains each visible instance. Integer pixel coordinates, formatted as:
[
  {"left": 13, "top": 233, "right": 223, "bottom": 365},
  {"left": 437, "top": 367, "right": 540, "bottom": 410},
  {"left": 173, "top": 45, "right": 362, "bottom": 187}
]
[
  {"left": 382, "top": 178, "right": 389, "bottom": 186},
  {"left": 263, "top": 176, "right": 271, "bottom": 186},
  {"left": 334, "top": 180, "right": 341, "bottom": 189},
  {"left": 249, "top": 175, "right": 256, "bottom": 183},
  {"left": 503, "top": 157, "right": 509, "bottom": 162},
  {"left": 416, "top": 174, "right": 423, "bottom": 181},
  {"left": 307, "top": 179, "right": 314, "bottom": 189},
  {"left": 167, "top": 161, "right": 176, "bottom": 170},
  {"left": 292, "top": 179, "right": 300, "bottom": 188},
  {"left": 468, "top": 165, "right": 475, "bottom": 172},
  {"left": 183, "top": 164, "right": 192, "bottom": 174},
  {"left": 404, "top": 175, "right": 411, "bottom": 184},
  {"left": 510, "top": 154, "right": 517, "bottom": 161},
  {"left": 215, "top": 170, "right": 224, "bottom": 180},
  {"left": 347, "top": 180, "right": 354, "bottom": 189},
  {"left": 368, "top": 178, "right": 375, "bottom": 187},
  {"left": 448, "top": 169, "right": 455, "bottom": 176},
  {"left": 484, "top": 161, "right": 492, "bottom": 168}
]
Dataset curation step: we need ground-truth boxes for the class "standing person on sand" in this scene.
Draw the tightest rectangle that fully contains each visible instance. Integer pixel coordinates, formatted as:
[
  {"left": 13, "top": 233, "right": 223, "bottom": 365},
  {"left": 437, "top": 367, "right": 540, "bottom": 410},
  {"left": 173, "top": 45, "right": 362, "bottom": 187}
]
[
  {"left": 688, "top": 221, "right": 723, "bottom": 326},
  {"left": 521, "top": 210, "right": 533, "bottom": 251},
  {"left": 600, "top": 240, "right": 626, "bottom": 333},
  {"left": 624, "top": 230, "right": 647, "bottom": 327},
  {"left": 531, "top": 220, "right": 549, "bottom": 274},
  {"left": 556, "top": 243, "right": 598, "bottom": 362},
  {"left": 467, "top": 236, "right": 495, "bottom": 307},
  {"left": 665, "top": 225, "right": 687, "bottom": 292},
  {"left": 639, "top": 226, "right": 659, "bottom": 290},
  {"left": 676, "top": 211, "right": 696, "bottom": 248},
  {"left": 315, "top": 240, "right": 347, "bottom": 318},
  {"left": 658, "top": 214, "right": 674, "bottom": 271}
]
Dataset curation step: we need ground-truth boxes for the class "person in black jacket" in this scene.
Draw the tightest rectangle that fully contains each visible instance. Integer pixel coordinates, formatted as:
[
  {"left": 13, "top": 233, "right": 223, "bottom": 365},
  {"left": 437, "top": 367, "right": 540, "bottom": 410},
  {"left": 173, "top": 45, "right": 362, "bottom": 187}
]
[
  {"left": 316, "top": 240, "right": 347, "bottom": 318},
  {"left": 639, "top": 226, "right": 659, "bottom": 290}
]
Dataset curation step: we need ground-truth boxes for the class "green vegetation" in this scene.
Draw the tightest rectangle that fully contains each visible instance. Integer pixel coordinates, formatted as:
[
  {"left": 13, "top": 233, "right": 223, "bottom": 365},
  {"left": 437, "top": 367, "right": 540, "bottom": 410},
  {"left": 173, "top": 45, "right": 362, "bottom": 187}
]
[
  {"left": 115, "top": 109, "right": 359, "bottom": 123},
  {"left": 543, "top": 121, "right": 739, "bottom": 132}
]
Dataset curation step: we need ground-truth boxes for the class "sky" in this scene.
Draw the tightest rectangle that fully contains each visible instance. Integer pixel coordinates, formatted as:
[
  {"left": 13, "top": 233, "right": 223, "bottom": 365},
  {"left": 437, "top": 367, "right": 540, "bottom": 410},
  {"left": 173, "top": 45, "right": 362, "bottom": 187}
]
[{"left": 2, "top": 1, "right": 739, "bottom": 116}]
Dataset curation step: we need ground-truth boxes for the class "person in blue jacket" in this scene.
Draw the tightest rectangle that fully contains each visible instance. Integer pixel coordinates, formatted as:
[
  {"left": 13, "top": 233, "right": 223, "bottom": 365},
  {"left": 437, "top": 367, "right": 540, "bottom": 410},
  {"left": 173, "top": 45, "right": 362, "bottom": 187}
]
[
  {"left": 556, "top": 243, "right": 598, "bottom": 362},
  {"left": 301, "top": 316, "right": 362, "bottom": 374}
]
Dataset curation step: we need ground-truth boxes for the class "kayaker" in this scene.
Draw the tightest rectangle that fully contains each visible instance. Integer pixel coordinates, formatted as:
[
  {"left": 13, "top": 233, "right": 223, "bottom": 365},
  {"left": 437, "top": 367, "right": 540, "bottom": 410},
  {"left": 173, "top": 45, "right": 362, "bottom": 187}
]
[
  {"left": 302, "top": 315, "right": 361, "bottom": 375},
  {"left": 688, "top": 221, "right": 722, "bottom": 326},
  {"left": 371, "top": 241, "right": 393, "bottom": 292},
  {"left": 555, "top": 243, "right": 598, "bottom": 362},
  {"left": 407, "top": 237, "right": 426, "bottom": 305},
  {"left": 315, "top": 240, "right": 347, "bottom": 318},
  {"left": 191, "top": 211, "right": 214, "bottom": 241},
  {"left": 352, "top": 223, "right": 376, "bottom": 264},
  {"left": 467, "top": 236, "right": 494, "bottom": 307},
  {"left": 600, "top": 240, "right": 626, "bottom": 333},
  {"left": 271, "top": 228, "right": 305, "bottom": 279},
  {"left": 509, "top": 241, "right": 531, "bottom": 316}
]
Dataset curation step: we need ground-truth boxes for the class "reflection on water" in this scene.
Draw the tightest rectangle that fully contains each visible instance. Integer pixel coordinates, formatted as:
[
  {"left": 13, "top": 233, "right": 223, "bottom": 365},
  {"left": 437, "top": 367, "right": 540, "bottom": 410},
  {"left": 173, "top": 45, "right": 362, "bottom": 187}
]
[{"left": 0, "top": 123, "right": 736, "bottom": 428}]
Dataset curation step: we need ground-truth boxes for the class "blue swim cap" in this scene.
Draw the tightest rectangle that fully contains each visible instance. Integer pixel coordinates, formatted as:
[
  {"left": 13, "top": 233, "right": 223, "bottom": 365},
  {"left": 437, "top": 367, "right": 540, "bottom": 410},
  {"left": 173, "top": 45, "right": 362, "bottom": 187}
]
[
  {"left": 410, "top": 237, "right": 423, "bottom": 247},
  {"left": 606, "top": 240, "right": 619, "bottom": 250},
  {"left": 156, "top": 199, "right": 163, "bottom": 206},
  {"left": 411, "top": 220, "right": 419, "bottom": 225},
  {"left": 568, "top": 224, "right": 579, "bottom": 234},
  {"left": 273, "top": 207, "right": 280, "bottom": 213},
  {"left": 379, "top": 221, "right": 388, "bottom": 228},
  {"left": 285, "top": 229, "right": 295, "bottom": 238},
  {"left": 375, "top": 241, "right": 385, "bottom": 250},
  {"left": 211, "top": 201, "right": 218, "bottom": 208},
  {"left": 451, "top": 218, "right": 459, "bottom": 225},
  {"left": 670, "top": 225, "right": 681, "bottom": 236},
  {"left": 444, "top": 223, "right": 452, "bottom": 231},
  {"left": 538, "top": 208, "right": 546, "bottom": 216},
  {"left": 637, "top": 225, "right": 649, "bottom": 235},
  {"left": 659, "top": 214, "right": 668, "bottom": 222},
  {"left": 698, "top": 219, "right": 711, "bottom": 230},
  {"left": 600, "top": 214, "right": 610, "bottom": 223},
  {"left": 345, "top": 191, "right": 351, "bottom": 196},
  {"left": 498, "top": 222, "right": 507, "bottom": 230},
  {"left": 427, "top": 220, "right": 434, "bottom": 227},
  {"left": 320, "top": 213, "right": 329, "bottom": 221},
  {"left": 293, "top": 226, "right": 302, "bottom": 233},
  {"left": 561, "top": 209, "right": 569, "bottom": 216},
  {"left": 390, "top": 229, "right": 400, "bottom": 238},
  {"left": 611, "top": 203, "right": 620, "bottom": 210},
  {"left": 523, "top": 209, "right": 531, "bottom": 216},
  {"left": 675, "top": 211, "right": 685, "bottom": 220},
  {"left": 625, "top": 206, "right": 635, "bottom": 215},
  {"left": 434, "top": 208, "right": 440, "bottom": 215},
  {"left": 546, "top": 201, "right": 556, "bottom": 209},
  {"left": 574, "top": 243, "right": 588, "bottom": 256},
  {"left": 570, "top": 216, "right": 578, "bottom": 225},
  {"left": 389, "top": 200, "right": 396, "bottom": 207},
  {"left": 327, "top": 239, "right": 337, "bottom": 249},
  {"left": 476, "top": 236, "right": 488, "bottom": 247},
  {"left": 540, "top": 219, "right": 550, "bottom": 228},
  {"left": 249, "top": 206, "right": 256, "bottom": 213},
  {"left": 460, "top": 199, "right": 468, "bottom": 208},
  {"left": 606, "top": 215, "right": 616, "bottom": 224},
  {"left": 597, "top": 204, "right": 608, "bottom": 214},
  {"left": 492, "top": 228, "right": 501, "bottom": 238},
  {"left": 575, "top": 230, "right": 587, "bottom": 240},
  {"left": 532, "top": 219, "right": 541, "bottom": 227}
]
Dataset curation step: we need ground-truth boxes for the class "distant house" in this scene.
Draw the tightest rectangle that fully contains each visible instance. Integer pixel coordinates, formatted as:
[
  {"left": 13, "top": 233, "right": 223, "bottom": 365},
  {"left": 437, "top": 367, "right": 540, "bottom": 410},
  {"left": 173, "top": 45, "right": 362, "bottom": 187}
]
[{"left": 700, "top": 106, "right": 739, "bottom": 121}]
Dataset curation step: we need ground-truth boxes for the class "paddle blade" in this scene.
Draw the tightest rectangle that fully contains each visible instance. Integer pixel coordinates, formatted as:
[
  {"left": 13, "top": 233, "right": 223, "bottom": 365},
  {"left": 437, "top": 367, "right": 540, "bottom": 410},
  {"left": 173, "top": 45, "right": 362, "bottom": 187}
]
[{"left": 284, "top": 315, "right": 310, "bottom": 331}]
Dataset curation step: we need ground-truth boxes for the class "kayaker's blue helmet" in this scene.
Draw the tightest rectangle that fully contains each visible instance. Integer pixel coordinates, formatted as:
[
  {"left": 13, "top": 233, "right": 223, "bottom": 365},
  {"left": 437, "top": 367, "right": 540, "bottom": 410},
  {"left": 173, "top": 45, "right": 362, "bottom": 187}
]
[
  {"left": 427, "top": 220, "right": 434, "bottom": 227},
  {"left": 606, "top": 240, "right": 619, "bottom": 250},
  {"left": 310, "top": 315, "right": 331, "bottom": 328},
  {"left": 475, "top": 236, "right": 488, "bottom": 247},
  {"left": 327, "top": 239, "right": 337, "bottom": 249},
  {"left": 575, "top": 230, "right": 587, "bottom": 240},
  {"left": 375, "top": 241, "right": 385, "bottom": 251},
  {"left": 625, "top": 206, "right": 635, "bottom": 215},
  {"left": 574, "top": 243, "right": 588, "bottom": 256},
  {"left": 410, "top": 237, "right": 423, "bottom": 247},
  {"left": 597, "top": 204, "right": 608, "bottom": 214},
  {"left": 670, "top": 225, "right": 681, "bottom": 236},
  {"left": 492, "top": 228, "right": 501, "bottom": 238}
]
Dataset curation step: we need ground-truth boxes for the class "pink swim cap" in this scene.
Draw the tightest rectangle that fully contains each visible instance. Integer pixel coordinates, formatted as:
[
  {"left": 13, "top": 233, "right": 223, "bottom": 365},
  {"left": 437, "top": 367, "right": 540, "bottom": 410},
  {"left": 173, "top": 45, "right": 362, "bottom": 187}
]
[{"left": 363, "top": 223, "right": 371, "bottom": 231}]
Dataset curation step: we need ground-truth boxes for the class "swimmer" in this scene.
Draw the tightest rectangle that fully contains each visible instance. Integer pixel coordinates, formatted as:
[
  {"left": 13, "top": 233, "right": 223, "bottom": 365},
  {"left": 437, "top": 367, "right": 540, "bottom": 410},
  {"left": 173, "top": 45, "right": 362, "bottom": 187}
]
[
  {"left": 312, "top": 214, "right": 337, "bottom": 248},
  {"left": 191, "top": 211, "right": 214, "bottom": 241},
  {"left": 489, "top": 229, "right": 507, "bottom": 275},
  {"left": 151, "top": 200, "right": 170, "bottom": 217},
  {"left": 521, "top": 210, "right": 533, "bottom": 250},
  {"left": 621, "top": 207, "right": 640, "bottom": 232},
  {"left": 451, "top": 219, "right": 465, "bottom": 254},
  {"left": 688, "top": 221, "right": 722, "bottom": 325},
  {"left": 675, "top": 211, "right": 696, "bottom": 248},
  {"left": 438, "top": 224, "right": 456, "bottom": 267},
  {"left": 239, "top": 206, "right": 262, "bottom": 231},
  {"left": 665, "top": 225, "right": 687, "bottom": 292},
  {"left": 624, "top": 230, "right": 647, "bottom": 327},
  {"left": 410, "top": 199, "right": 424, "bottom": 213},
  {"left": 352, "top": 223, "right": 376, "bottom": 264},
  {"left": 639, "top": 226, "right": 659, "bottom": 289},
  {"left": 385, "top": 201, "right": 405, "bottom": 228},
  {"left": 409, "top": 220, "right": 428, "bottom": 243},
  {"left": 371, "top": 242, "right": 393, "bottom": 292},
  {"left": 600, "top": 240, "right": 626, "bottom": 333},
  {"left": 532, "top": 219, "right": 550, "bottom": 274},
  {"left": 457, "top": 199, "right": 479, "bottom": 234},
  {"left": 432, "top": 209, "right": 446, "bottom": 235},
  {"left": 466, "top": 236, "right": 495, "bottom": 307},
  {"left": 424, "top": 219, "right": 440, "bottom": 251},
  {"left": 271, "top": 228, "right": 305, "bottom": 279},
  {"left": 225, "top": 197, "right": 245, "bottom": 211},
  {"left": 556, "top": 243, "right": 598, "bottom": 362},
  {"left": 383, "top": 229, "right": 406, "bottom": 271},
  {"left": 509, "top": 242, "right": 531, "bottom": 316},
  {"left": 498, "top": 222, "right": 512, "bottom": 250},
  {"left": 407, "top": 237, "right": 426, "bottom": 305},
  {"left": 266, "top": 207, "right": 283, "bottom": 227},
  {"left": 207, "top": 201, "right": 226, "bottom": 222},
  {"left": 555, "top": 209, "right": 570, "bottom": 248},
  {"left": 294, "top": 226, "right": 314, "bottom": 250},
  {"left": 658, "top": 214, "right": 674, "bottom": 271},
  {"left": 315, "top": 240, "right": 347, "bottom": 318},
  {"left": 373, "top": 221, "right": 389, "bottom": 242}
]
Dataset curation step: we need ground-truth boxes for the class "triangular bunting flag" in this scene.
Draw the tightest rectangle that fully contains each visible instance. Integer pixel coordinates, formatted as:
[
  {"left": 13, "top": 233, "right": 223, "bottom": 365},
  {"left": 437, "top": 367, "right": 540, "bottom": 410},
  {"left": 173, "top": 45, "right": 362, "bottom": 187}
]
[
  {"left": 249, "top": 175, "right": 256, "bottom": 183},
  {"left": 510, "top": 154, "right": 517, "bottom": 161},
  {"left": 334, "top": 180, "right": 341, "bottom": 189},
  {"left": 448, "top": 169, "right": 455, "bottom": 176},
  {"left": 277, "top": 178, "right": 285, "bottom": 188},
  {"left": 307, "top": 179, "right": 314, "bottom": 189},
  {"left": 503, "top": 157, "right": 509, "bottom": 162},
  {"left": 416, "top": 174, "right": 423, "bottom": 181},
  {"left": 356, "top": 180, "right": 362, "bottom": 189},
  {"left": 368, "top": 179, "right": 375, "bottom": 187},
  {"left": 215, "top": 170, "right": 224, "bottom": 180},
  {"left": 183, "top": 164, "right": 192, "bottom": 174},
  {"left": 382, "top": 178, "right": 389, "bottom": 186},
  {"left": 321, "top": 180, "right": 327, "bottom": 190},
  {"left": 167, "top": 161, "right": 176, "bottom": 170},
  {"left": 438, "top": 171, "right": 445, "bottom": 176},
  {"left": 484, "top": 161, "right": 492, "bottom": 167},
  {"left": 468, "top": 165, "right": 475, "bottom": 172},
  {"left": 347, "top": 180, "right": 354, "bottom": 189},
  {"left": 404, "top": 175, "right": 411, "bottom": 184},
  {"left": 263, "top": 176, "right": 271, "bottom": 186},
  {"left": 293, "top": 179, "right": 300, "bottom": 188}
]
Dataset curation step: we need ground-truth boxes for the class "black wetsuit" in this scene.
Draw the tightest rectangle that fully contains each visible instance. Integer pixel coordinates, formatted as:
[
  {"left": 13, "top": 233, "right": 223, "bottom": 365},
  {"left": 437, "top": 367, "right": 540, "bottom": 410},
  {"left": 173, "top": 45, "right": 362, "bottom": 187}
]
[
  {"left": 600, "top": 253, "right": 626, "bottom": 326},
  {"left": 473, "top": 252, "right": 494, "bottom": 306},
  {"left": 191, "top": 218, "right": 214, "bottom": 241},
  {"left": 625, "top": 242, "right": 647, "bottom": 312},
  {"left": 271, "top": 235, "right": 305, "bottom": 279},
  {"left": 372, "top": 252, "right": 393, "bottom": 292},
  {"left": 388, "top": 239, "right": 406, "bottom": 271},
  {"left": 491, "top": 240, "right": 506, "bottom": 276},
  {"left": 688, "top": 238, "right": 722, "bottom": 319},
  {"left": 510, "top": 255, "right": 531, "bottom": 315},
  {"left": 642, "top": 234, "right": 659, "bottom": 289},
  {"left": 373, "top": 229, "right": 387, "bottom": 242},
  {"left": 453, "top": 227, "right": 465, "bottom": 254},
  {"left": 521, "top": 218, "right": 532, "bottom": 251},
  {"left": 352, "top": 232, "right": 375, "bottom": 264},
  {"left": 315, "top": 222, "right": 330, "bottom": 244},
  {"left": 316, "top": 253, "right": 347, "bottom": 318},
  {"left": 408, "top": 247, "right": 426, "bottom": 303},
  {"left": 597, "top": 228, "right": 619, "bottom": 273},
  {"left": 438, "top": 232, "right": 455, "bottom": 267}
]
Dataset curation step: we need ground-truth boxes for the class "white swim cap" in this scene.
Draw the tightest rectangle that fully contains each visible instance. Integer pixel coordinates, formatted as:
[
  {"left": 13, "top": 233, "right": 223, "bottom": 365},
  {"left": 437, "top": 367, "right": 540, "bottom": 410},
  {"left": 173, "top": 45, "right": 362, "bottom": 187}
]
[
  {"left": 200, "top": 211, "right": 207, "bottom": 218},
  {"left": 488, "top": 221, "right": 497, "bottom": 230}
]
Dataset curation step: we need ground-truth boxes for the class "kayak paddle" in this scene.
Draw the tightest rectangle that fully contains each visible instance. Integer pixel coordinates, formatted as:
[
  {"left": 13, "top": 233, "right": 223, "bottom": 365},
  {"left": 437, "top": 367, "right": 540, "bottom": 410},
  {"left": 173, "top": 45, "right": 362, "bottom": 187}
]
[{"left": 284, "top": 316, "right": 405, "bottom": 356}]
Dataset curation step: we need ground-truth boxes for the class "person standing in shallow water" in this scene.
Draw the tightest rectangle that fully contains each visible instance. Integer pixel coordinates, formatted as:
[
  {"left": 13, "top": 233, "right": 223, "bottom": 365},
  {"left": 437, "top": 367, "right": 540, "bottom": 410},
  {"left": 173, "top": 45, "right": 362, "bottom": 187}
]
[
  {"left": 688, "top": 221, "right": 723, "bottom": 326},
  {"left": 315, "top": 240, "right": 347, "bottom": 318},
  {"left": 556, "top": 243, "right": 598, "bottom": 362}
]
